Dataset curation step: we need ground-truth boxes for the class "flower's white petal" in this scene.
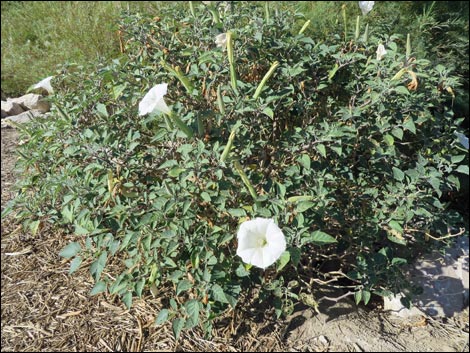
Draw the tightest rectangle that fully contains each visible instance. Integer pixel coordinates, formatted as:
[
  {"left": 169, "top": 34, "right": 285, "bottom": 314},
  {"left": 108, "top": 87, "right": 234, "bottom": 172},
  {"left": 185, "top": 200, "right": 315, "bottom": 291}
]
[
  {"left": 252, "top": 217, "right": 271, "bottom": 234},
  {"left": 215, "top": 33, "right": 227, "bottom": 47},
  {"left": 237, "top": 247, "right": 266, "bottom": 269},
  {"left": 154, "top": 98, "right": 171, "bottom": 115},
  {"left": 261, "top": 246, "right": 279, "bottom": 268},
  {"left": 237, "top": 227, "right": 263, "bottom": 251},
  {"left": 236, "top": 218, "right": 286, "bottom": 269},
  {"left": 266, "top": 221, "right": 285, "bottom": 242},
  {"left": 456, "top": 132, "right": 469, "bottom": 149},
  {"left": 33, "top": 76, "right": 54, "bottom": 94},
  {"left": 376, "top": 44, "right": 387, "bottom": 61},
  {"left": 138, "top": 83, "right": 169, "bottom": 116},
  {"left": 359, "top": 1, "right": 375, "bottom": 15},
  {"left": 238, "top": 218, "right": 270, "bottom": 239},
  {"left": 216, "top": 33, "right": 226, "bottom": 41}
]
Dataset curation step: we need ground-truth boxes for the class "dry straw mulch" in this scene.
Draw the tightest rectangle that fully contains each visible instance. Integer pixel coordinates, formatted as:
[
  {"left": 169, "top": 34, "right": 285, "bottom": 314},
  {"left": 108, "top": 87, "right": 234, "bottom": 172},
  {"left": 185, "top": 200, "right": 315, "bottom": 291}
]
[
  {"left": 1, "top": 128, "right": 286, "bottom": 352},
  {"left": 1, "top": 220, "right": 284, "bottom": 352}
]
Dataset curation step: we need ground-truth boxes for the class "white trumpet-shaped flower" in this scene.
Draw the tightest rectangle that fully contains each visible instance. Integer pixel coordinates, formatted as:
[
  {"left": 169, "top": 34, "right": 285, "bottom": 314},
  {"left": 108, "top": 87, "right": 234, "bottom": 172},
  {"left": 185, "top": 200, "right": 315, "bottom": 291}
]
[
  {"left": 138, "top": 83, "right": 171, "bottom": 116},
  {"left": 455, "top": 132, "right": 469, "bottom": 150},
  {"left": 376, "top": 43, "right": 387, "bottom": 60},
  {"left": 33, "top": 76, "right": 54, "bottom": 94},
  {"left": 215, "top": 33, "right": 227, "bottom": 48},
  {"left": 358, "top": 1, "right": 375, "bottom": 16},
  {"left": 236, "top": 218, "right": 286, "bottom": 269}
]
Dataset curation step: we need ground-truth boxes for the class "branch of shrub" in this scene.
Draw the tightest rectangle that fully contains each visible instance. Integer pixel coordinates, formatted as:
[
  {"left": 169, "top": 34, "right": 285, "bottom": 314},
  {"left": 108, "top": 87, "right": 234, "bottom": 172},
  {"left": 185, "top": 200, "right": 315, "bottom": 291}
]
[
  {"left": 318, "top": 291, "right": 355, "bottom": 303},
  {"left": 405, "top": 227, "right": 466, "bottom": 242}
]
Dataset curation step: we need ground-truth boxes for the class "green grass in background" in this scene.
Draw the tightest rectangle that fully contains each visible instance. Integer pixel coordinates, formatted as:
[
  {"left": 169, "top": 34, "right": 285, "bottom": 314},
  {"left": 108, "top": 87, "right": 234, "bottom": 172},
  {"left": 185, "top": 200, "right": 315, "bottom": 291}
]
[
  {"left": 2, "top": 1, "right": 468, "bottom": 104},
  {"left": 1, "top": 1, "right": 169, "bottom": 97}
]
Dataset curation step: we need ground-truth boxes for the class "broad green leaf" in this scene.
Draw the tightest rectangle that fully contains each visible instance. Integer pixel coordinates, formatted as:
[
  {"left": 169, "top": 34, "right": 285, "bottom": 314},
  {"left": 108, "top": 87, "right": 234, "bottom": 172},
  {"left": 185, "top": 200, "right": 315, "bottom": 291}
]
[
  {"left": 428, "top": 178, "right": 441, "bottom": 196},
  {"left": 211, "top": 284, "right": 229, "bottom": 303},
  {"left": 74, "top": 224, "right": 89, "bottom": 235},
  {"left": 168, "top": 167, "right": 185, "bottom": 177},
  {"left": 235, "top": 264, "right": 250, "bottom": 277},
  {"left": 176, "top": 279, "right": 192, "bottom": 296},
  {"left": 391, "top": 128, "right": 403, "bottom": 140},
  {"left": 262, "top": 107, "right": 274, "bottom": 118},
  {"left": 69, "top": 256, "right": 83, "bottom": 274},
  {"left": 276, "top": 251, "right": 290, "bottom": 271},
  {"left": 288, "top": 247, "right": 301, "bottom": 266},
  {"left": 331, "top": 145, "right": 342, "bottom": 156},
  {"left": 185, "top": 300, "right": 200, "bottom": 327},
  {"left": 302, "top": 230, "right": 337, "bottom": 246},
  {"left": 29, "top": 220, "right": 40, "bottom": 235},
  {"left": 394, "top": 86, "right": 409, "bottom": 95},
  {"left": 287, "top": 195, "right": 314, "bottom": 203},
  {"left": 90, "top": 281, "right": 106, "bottom": 295},
  {"left": 159, "top": 159, "right": 178, "bottom": 169},
  {"left": 387, "top": 234, "right": 407, "bottom": 245},
  {"left": 155, "top": 309, "right": 169, "bottom": 325},
  {"left": 388, "top": 220, "right": 403, "bottom": 233},
  {"left": 59, "top": 242, "right": 81, "bottom": 259},
  {"left": 391, "top": 257, "right": 407, "bottom": 265},
  {"left": 90, "top": 251, "right": 108, "bottom": 280},
  {"left": 392, "top": 167, "right": 404, "bottom": 181},
  {"left": 456, "top": 165, "right": 469, "bottom": 175},
  {"left": 200, "top": 192, "right": 211, "bottom": 202},
  {"left": 403, "top": 118, "right": 416, "bottom": 134},
  {"left": 383, "top": 134, "right": 394, "bottom": 146},
  {"left": 113, "top": 84, "right": 127, "bottom": 100},
  {"left": 316, "top": 144, "right": 326, "bottom": 158},
  {"left": 228, "top": 208, "right": 246, "bottom": 217},
  {"left": 135, "top": 278, "right": 146, "bottom": 297},
  {"left": 299, "top": 154, "right": 311, "bottom": 170},
  {"left": 172, "top": 318, "right": 185, "bottom": 340},
  {"left": 451, "top": 155, "right": 466, "bottom": 164},
  {"left": 355, "top": 291, "right": 362, "bottom": 305},
  {"left": 362, "top": 290, "right": 371, "bottom": 305},
  {"left": 122, "top": 291, "right": 133, "bottom": 309},
  {"left": 96, "top": 103, "right": 108, "bottom": 118},
  {"left": 296, "top": 201, "right": 315, "bottom": 213}
]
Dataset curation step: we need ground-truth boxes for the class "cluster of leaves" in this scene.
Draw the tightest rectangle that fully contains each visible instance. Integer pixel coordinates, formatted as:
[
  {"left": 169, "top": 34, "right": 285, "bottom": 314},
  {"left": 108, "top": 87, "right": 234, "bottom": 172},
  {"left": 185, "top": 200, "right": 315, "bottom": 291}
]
[{"left": 6, "top": 1, "right": 468, "bottom": 339}]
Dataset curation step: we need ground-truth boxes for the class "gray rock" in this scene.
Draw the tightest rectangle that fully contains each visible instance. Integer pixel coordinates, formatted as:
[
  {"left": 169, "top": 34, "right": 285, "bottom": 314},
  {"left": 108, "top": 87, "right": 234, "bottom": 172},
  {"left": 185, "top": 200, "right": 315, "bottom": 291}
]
[
  {"left": 1, "top": 100, "right": 25, "bottom": 117},
  {"left": 1, "top": 109, "right": 44, "bottom": 128},
  {"left": 7, "top": 93, "right": 50, "bottom": 113},
  {"left": 384, "top": 235, "right": 469, "bottom": 317}
]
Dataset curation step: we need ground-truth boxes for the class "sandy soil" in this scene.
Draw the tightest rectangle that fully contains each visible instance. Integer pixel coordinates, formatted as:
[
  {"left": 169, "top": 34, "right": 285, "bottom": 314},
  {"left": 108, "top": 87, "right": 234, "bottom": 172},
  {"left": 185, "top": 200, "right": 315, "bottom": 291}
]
[{"left": 1, "top": 126, "right": 469, "bottom": 352}]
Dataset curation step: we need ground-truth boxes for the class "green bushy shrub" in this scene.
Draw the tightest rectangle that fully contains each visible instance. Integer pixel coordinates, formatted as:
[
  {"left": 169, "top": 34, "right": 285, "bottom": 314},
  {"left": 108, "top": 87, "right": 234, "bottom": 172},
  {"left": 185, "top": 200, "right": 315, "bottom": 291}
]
[{"left": 6, "top": 1, "right": 468, "bottom": 338}]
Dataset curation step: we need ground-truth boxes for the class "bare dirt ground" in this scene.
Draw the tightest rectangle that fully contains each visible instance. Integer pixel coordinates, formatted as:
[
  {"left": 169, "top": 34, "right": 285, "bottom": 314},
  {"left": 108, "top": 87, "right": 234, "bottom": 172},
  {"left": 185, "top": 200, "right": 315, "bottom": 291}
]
[{"left": 1, "top": 126, "right": 469, "bottom": 352}]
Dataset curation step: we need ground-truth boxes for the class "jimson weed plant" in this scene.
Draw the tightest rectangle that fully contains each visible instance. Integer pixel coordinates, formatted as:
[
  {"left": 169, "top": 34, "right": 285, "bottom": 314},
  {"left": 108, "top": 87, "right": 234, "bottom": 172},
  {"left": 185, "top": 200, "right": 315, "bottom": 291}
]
[{"left": 6, "top": 1, "right": 468, "bottom": 339}]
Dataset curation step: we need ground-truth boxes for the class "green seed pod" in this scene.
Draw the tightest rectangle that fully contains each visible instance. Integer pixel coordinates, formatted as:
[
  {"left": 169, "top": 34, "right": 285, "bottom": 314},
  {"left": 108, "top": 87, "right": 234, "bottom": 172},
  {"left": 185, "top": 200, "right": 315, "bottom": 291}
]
[
  {"left": 233, "top": 160, "right": 258, "bottom": 201},
  {"left": 253, "top": 61, "right": 279, "bottom": 100},
  {"left": 189, "top": 1, "right": 195, "bottom": 17},
  {"left": 406, "top": 33, "right": 411, "bottom": 60},
  {"left": 355, "top": 16, "right": 360, "bottom": 41},
  {"left": 220, "top": 127, "right": 237, "bottom": 162},
  {"left": 299, "top": 20, "right": 311, "bottom": 35},
  {"left": 363, "top": 23, "right": 369, "bottom": 43},
  {"left": 217, "top": 84, "right": 225, "bottom": 114},
  {"left": 226, "top": 31, "right": 238, "bottom": 92}
]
